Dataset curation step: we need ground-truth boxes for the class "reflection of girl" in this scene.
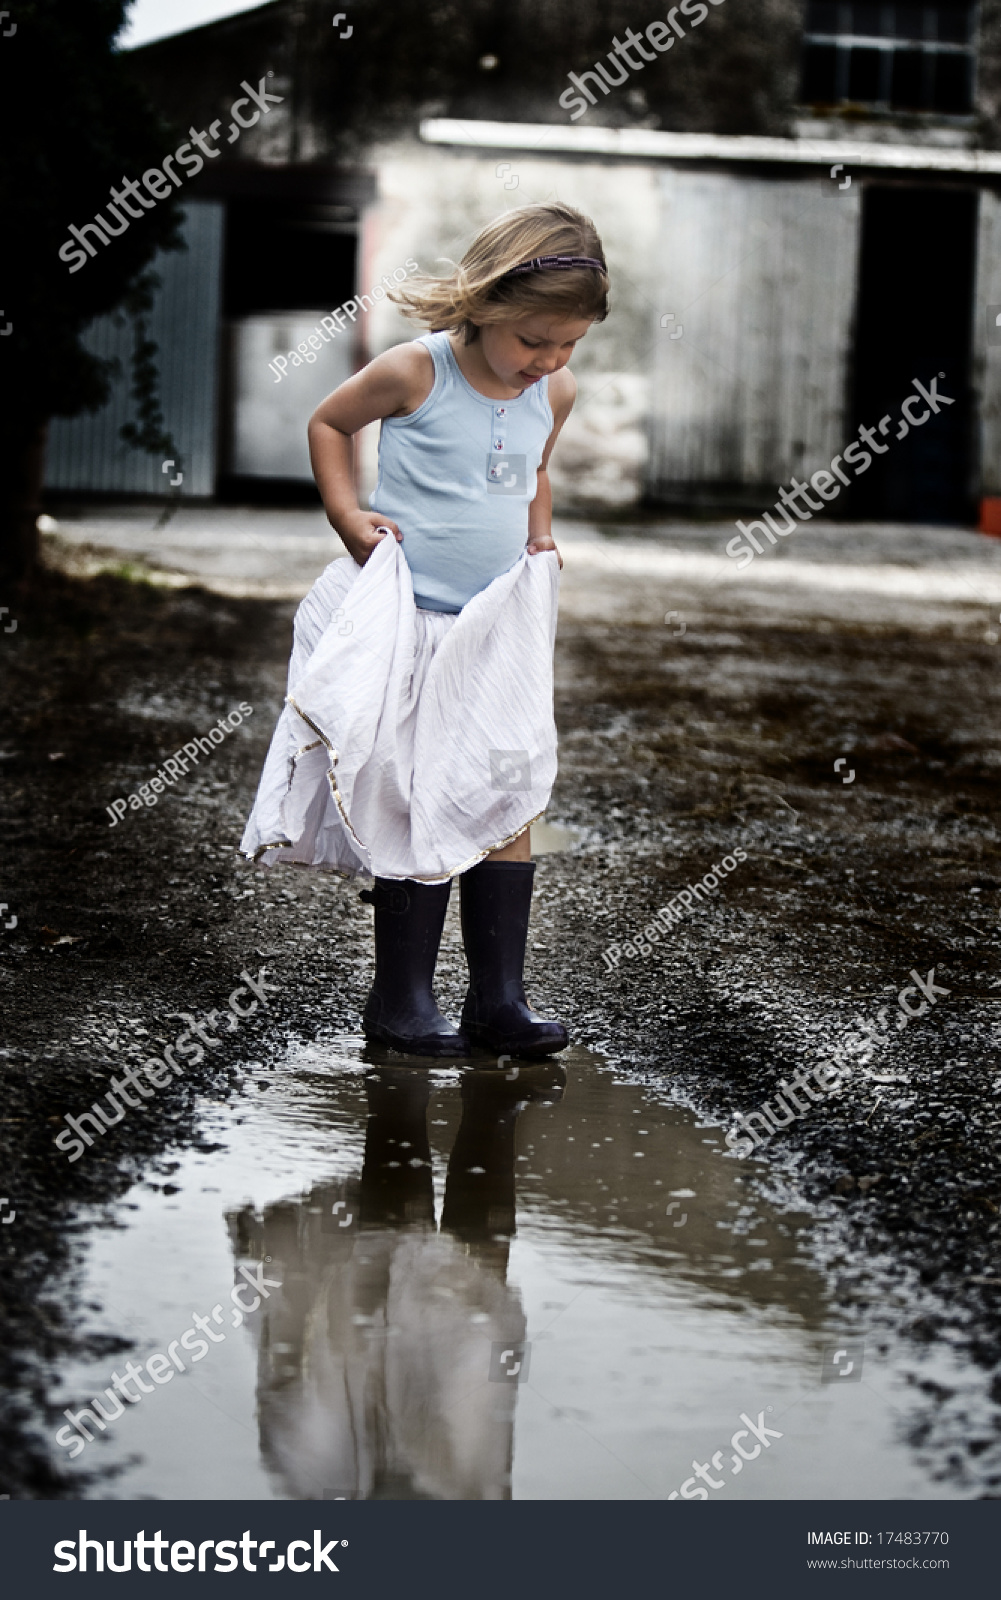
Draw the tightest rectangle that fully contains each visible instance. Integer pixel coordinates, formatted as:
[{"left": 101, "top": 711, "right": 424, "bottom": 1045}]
[
  {"left": 241, "top": 205, "right": 609, "bottom": 1059},
  {"left": 230, "top": 1064, "right": 564, "bottom": 1500}
]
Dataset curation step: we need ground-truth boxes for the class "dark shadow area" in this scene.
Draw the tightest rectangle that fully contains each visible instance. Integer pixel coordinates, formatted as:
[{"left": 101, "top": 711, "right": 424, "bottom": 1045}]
[
  {"left": 222, "top": 202, "right": 357, "bottom": 318},
  {"left": 848, "top": 183, "right": 977, "bottom": 524}
]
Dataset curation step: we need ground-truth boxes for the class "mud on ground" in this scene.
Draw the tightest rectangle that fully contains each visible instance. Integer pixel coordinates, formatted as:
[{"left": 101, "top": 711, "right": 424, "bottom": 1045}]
[{"left": 0, "top": 547, "right": 999, "bottom": 1497}]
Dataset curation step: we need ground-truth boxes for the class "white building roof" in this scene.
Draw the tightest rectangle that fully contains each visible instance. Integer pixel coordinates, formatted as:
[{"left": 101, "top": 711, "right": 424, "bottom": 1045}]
[{"left": 420, "top": 117, "right": 1001, "bottom": 175}]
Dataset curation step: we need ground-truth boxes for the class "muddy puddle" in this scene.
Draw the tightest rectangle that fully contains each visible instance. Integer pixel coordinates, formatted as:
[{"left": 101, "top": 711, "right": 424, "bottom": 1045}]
[{"left": 49, "top": 1044, "right": 973, "bottom": 1501}]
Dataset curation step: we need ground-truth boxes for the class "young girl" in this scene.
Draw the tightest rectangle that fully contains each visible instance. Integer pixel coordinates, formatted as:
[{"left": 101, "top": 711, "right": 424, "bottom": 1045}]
[{"left": 241, "top": 203, "right": 608, "bottom": 1059}]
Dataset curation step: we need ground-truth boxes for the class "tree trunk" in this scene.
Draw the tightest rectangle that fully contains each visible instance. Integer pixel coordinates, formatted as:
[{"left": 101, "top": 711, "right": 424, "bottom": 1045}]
[{"left": 0, "top": 420, "right": 47, "bottom": 588}]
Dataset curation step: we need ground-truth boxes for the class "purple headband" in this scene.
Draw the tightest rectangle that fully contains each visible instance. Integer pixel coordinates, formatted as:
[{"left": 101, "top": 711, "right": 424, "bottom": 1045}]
[{"left": 503, "top": 254, "right": 606, "bottom": 277}]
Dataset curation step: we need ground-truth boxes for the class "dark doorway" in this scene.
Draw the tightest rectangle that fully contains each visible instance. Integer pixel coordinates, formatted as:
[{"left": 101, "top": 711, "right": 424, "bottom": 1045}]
[
  {"left": 219, "top": 202, "right": 358, "bottom": 499},
  {"left": 223, "top": 201, "right": 357, "bottom": 316},
  {"left": 848, "top": 184, "right": 977, "bottom": 524}
]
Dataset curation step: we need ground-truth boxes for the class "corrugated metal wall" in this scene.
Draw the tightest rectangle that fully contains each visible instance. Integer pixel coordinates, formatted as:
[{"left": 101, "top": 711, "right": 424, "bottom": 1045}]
[
  {"left": 973, "top": 188, "right": 1001, "bottom": 498},
  {"left": 648, "top": 168, "right": 861, "bottom": 501},
  {"left": 45, "top": 201, "right": 224, "bottom": 497}
]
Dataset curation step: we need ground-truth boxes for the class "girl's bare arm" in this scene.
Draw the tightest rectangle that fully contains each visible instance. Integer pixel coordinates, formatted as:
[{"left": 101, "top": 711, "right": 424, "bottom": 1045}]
[
  {"left": 307, "top": 344, "right": 434, "bottom": 565},
  {"left": 527, "top": 367, "right": 576, "bottom": 564}
]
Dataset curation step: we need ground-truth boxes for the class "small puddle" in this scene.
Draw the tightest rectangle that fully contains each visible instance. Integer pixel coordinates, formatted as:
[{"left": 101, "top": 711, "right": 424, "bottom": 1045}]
[
  {"left": 531, "top": 818, "right": 581, "bottom": 854},
  {"left": 49, "top": 1043, "right": 973, "bottom": 1500}
]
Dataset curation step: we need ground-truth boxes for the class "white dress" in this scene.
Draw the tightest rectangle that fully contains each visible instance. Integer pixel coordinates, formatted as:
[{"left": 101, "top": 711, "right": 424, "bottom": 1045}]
[{"left": 240, "top": 534, "right": 560, "bottom": 882}]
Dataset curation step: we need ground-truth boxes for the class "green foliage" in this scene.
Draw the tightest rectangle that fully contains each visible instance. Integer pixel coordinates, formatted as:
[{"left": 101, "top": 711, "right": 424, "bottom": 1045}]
[{"left": 115, "top": 272, "right": 180, "bottom": 463}]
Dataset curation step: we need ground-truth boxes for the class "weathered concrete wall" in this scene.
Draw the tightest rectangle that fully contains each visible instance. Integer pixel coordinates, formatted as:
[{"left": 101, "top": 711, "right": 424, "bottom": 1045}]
[{"left": 275, "top": 139, "right": 864, "bottom": 513}]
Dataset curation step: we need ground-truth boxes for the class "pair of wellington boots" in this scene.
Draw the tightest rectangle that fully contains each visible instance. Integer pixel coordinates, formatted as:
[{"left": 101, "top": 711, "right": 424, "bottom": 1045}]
[{"left": 360, "top": 859, "right": 568, "bottom": 1059}]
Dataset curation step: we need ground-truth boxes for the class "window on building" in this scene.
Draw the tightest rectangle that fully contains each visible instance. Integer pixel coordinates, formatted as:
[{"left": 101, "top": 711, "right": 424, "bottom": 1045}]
[{"left": 800, "top": 3, "right": 976, "bottom": 114}]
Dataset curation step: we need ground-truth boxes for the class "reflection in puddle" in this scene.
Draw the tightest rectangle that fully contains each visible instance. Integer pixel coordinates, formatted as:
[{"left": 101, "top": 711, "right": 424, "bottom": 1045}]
[
  {"left": 230, "top": 1064, "right": 564, "bottom": 1500},
  {"left": 49, "top": 1044, "right": 973, "bottom": 1500}
]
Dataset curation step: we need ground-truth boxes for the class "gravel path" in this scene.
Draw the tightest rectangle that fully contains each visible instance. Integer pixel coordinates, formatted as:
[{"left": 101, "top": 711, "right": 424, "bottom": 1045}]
[{"left": 1, "top": 512, "right": 999, "bottom": 1497}]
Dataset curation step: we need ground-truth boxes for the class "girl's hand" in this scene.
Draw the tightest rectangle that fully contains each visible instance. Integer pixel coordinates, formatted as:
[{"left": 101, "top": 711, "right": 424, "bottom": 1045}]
[
  {"left": 526, "top": 532, "right": 563, "bottom": 569},
  {"left": 337, "top": 511, "right": 403, "bottom": 566}
]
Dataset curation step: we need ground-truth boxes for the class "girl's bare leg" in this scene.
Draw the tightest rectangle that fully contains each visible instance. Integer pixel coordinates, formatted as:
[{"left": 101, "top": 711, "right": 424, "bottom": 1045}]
[{"left": 486, "top": 826, "right": 531, "bottom": 863}]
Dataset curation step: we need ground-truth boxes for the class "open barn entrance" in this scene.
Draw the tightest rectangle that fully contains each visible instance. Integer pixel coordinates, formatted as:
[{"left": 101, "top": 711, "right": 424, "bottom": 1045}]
[
  {"left": 220, "top": 198, "right": 358, "bottom": 498},
  {"left": 848, "top": 184, "right": 977, "bottom": 525}
]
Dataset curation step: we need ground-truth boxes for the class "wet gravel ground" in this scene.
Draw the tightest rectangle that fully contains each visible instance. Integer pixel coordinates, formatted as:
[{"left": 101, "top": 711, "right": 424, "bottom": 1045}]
[{"left": 1, "top": 516, "right": 1000, "bottom": 1498}]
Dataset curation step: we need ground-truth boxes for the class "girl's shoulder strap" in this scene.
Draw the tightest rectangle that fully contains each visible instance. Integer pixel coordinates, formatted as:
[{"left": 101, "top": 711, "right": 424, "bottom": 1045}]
[
  {"left": 414, "top": 329, "right": 455, "bottom": 388},
  {"left": 415, "top": 329, "right": 451, "bottom": 363},
  {"left": 388, "top": 331, "right": 448, "bottom": 423}
]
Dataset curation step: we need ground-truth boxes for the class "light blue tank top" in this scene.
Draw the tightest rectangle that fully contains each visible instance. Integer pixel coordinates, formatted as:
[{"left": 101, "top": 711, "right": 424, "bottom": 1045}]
[{"left": 369, "top": 330, "right": 553, "bottom": 613}]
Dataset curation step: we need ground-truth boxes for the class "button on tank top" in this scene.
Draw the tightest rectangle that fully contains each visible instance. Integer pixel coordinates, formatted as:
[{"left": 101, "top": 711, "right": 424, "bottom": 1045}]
[{"left": 369, "top": 330, "right": 553, "bottom": 613}]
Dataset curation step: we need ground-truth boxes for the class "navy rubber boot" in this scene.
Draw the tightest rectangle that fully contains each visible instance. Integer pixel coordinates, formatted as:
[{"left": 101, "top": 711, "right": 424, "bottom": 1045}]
[
  {"left": 361, "top": 878, "right": 469, "bottom": 1057},
  {"left": 459, "top": 860, "right": 569, "bottom": 1058}
]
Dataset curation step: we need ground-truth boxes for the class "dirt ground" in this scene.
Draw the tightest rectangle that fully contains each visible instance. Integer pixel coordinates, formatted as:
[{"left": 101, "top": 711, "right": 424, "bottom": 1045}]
[{"left": 1, "top": 511, "right": 1000, "bottom": 1498}]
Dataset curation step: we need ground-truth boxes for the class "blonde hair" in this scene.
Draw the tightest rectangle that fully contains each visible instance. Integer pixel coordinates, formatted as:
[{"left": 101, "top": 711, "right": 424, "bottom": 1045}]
[{"left": 391, "top": 202, "right": 609, "bottom": 343}]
